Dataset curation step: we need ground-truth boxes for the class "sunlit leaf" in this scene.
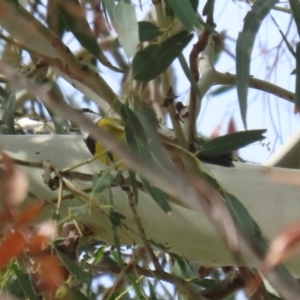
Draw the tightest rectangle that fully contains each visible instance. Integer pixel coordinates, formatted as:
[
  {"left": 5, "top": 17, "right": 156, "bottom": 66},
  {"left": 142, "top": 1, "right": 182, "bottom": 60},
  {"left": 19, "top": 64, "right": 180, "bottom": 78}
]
[
  {"left": 166, "top": 0, "right": 201, "bottom": 30},
  {"left": 236, "top": 0, "right": 277, "bottom": 128},
  {"left": 138, "top": 21, "right": 163, "bottom": 42},
  {"left": 113, "top": 0, "right": 139, "bottom": 57},
  {"left": 199, "top": 129, "right": 266, "bottom": 156},
  {"left": 133, "top": 30, "right": 193, "bottom": 82}
]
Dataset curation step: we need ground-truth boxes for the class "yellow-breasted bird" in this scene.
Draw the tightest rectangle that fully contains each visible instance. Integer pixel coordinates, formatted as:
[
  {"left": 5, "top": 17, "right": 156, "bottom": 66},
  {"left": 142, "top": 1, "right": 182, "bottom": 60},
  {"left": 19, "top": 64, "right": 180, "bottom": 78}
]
[{"left": 80, "top": 108, "right": 234, "bottom": 168}]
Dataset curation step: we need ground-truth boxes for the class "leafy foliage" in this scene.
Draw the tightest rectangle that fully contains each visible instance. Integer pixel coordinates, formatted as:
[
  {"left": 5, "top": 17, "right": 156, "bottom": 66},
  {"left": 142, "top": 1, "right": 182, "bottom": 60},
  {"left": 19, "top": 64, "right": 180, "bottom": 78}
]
[{"left": 0, "top": 0, "right": 297, "bottom": 299}]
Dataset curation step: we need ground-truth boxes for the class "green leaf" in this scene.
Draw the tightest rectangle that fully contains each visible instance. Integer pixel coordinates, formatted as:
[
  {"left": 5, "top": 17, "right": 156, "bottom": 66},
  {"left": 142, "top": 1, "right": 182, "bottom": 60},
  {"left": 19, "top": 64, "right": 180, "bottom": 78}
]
[
  {"left": 120, "top": 104, "right": 152, "bottom": 160},
  {"left": 133, "top": 30, "right": 193, "bottom": 82},
  {"left": 12, "top": 266, "right": 40, "bottom": 300},
  {"left": 69, "top": 288, "right": 91, "bottom": 300},
  {"left": 210, "top": 85, "right": 234, "bottom": 96},
  {"left": 47, "top": 0, "right": 65, "bottom": 38},
  {"left": 188, "top": 278, "right": 218, "bottom": 289},
  {"left": 141, "top": 178, "right": 171, "bottom": 213},
  {"left": 42, "top": 80, "right": 69, "bottom": 134},
  {"left": 92, "top": 171, "right": 114, "bottom": 193},
  {"left": 295, "top": 42, "right": 300, "bottom": 111},
  {"left": 56, "top": 249, "right": 91, "bottom": 282},
  {"left": 113, "top": 0, "right": 139, "bottom": 57},
  {"left": 236, "top": 0, "right": 277, "bottom": 129},
  {"left": 147, "top": 280, "right": 158, "bottom": 300},
  {"left": 178, "top": 53, "right": 202, "bottom": 98},
  {"left": 165, "top": 0, "right": 201, "bottom": 30},
  {"left": 138, "top": 21, "right": 163, "bottom": 42},
  {"left": 199, "top": 129, "right": 266, "bottom": 156},
  {"left": 120, "top": 104, "right": 171, "bottom": 213},
  {"left": 289, "top": 0, "right": 300, "bottom": 36},
  {"left": 1, "top": 89, "right": 16, "bottom": 134},
  {"left": 59, "top": 0, "right": 121, "bottom": 72},
  {"left": 202, "top": 0, "right": 215, "bottom": 17},
  {"left": 109, "top": 211, "right": 126, "bottom": 227},
  {"left": 224, "top": 193, "right": 261, "bottom": 236},
  {"left": 93, "top": 246, "right": 106, "bottom": 264},
  {"left": 102, "top": 0, "right": 115, "bottom": 24}
]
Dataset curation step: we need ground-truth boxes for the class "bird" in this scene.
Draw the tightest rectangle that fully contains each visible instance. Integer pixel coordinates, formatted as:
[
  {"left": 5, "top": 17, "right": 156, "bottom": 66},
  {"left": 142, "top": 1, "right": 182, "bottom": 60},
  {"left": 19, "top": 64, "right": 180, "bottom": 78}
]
[
  {"left": 80, "top": 108, "right": 234, "bottom": 168},
  {"left": 80, "top": 108, "right": 125, "bottom": 167}
]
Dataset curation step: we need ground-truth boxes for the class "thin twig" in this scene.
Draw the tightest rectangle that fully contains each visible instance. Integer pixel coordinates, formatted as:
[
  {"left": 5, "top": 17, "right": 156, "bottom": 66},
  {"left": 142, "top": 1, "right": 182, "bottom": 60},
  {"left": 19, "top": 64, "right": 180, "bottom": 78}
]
[
  {"left": 125, "top": 186, "right": 164, "bottom": 273},
  {"left": 86, "top": 263, "right": 203, "bottom": 300},
  {"left": 188, "top": 30, "right": 210, "bottom": 150}
]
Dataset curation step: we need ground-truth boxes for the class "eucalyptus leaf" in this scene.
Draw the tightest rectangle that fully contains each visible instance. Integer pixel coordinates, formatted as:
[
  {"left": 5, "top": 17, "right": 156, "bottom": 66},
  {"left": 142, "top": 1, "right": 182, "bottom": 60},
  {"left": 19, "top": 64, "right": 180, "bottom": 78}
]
[
  {"left": 188, "top": 278, "right": 218, "bottom": 289},
  {"left": 120, "top": 104, "right": 171, "bottom": 213},
  {"left": 113, "top": 0, "right": 139, "bottom": 57},
  {"left": 225, "top": 193, "right": 262, "bottom": 236},
  {"left": 166, "top": 0, "right": 201, "bottom": 30},
  {"left": 1, "top": 89, "right": 16, "bottom": 134},
  {"left": 47, "top": 0, "right": 65, "bottom": 38},
  {"left": 141, "top": 177, "right": 171, "bottom": 213},
  {"left": 56, "top": 249, "right": 91, "bottom": 282},
  {"left": 138, "top": 21, "right": 163, "bottom": 42},
  {"left": 69, "top": 288, "right": 91, "bottom": 300},
  {"left": 295, "top": 42, "right": 300, "bottom": 111},
  {"left": 178, "top": 53, "right": 202, "bottom": 97},
  {"left": 109, "top": 211, "right": 126, "bottom": 227},
  {"left": 58, "top": 0, "right": 121, "bottom": 72},
  {"left": 102, "top": 0, "right": 115, "bottom": 24},
  {"left": 236, "top": 0, "right": 277, "bottom": 129},
  {"left": 92, "top": 171, "right": 114, "bottom": 193},
  {"left": 12, "top": 266, "right": 40, "bottom": 300},
  {"left": 133, "top": 30, "right": 193, "bottom": 82},
  {"left": 199, "top": 129, "right": 266, "bottom": 156},
  {"left": 289, "top": 0, "right": 300, "bottom": 36},
  {"left": 148, "top": 280, "right": 158, "bottom": 300}
]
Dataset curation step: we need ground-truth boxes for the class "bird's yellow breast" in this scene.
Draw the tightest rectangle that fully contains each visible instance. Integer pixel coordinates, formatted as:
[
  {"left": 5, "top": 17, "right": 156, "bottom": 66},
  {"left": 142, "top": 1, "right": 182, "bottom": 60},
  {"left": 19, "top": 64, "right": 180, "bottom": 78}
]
[{"left": 94, "top": 118, "right": 125, "bottom": 167}]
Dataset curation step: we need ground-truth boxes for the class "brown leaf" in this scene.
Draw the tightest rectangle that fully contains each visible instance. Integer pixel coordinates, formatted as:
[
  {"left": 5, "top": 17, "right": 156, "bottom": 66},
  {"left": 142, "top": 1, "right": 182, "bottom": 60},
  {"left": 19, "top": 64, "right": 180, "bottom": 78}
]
[
  {"left": 262, "top": 221, "right": 300, "bottom": 272},
  {"left": 227, "top": 117, "right": 237, "bottom": 134},
  {"left": 0, "top": 151, "right": 28, "bottom": 207},
  {"left": 210, "top": 124, "right": 222, "bottom": 139},
  {"left": 14, "top": 202, "right": 45, "bottom": 228},
  {"left": 0, "top": 230, "right": 26, "bottom": 269},
  {"left": 35, "top": 255, "right": 66, "bottom": 291}
]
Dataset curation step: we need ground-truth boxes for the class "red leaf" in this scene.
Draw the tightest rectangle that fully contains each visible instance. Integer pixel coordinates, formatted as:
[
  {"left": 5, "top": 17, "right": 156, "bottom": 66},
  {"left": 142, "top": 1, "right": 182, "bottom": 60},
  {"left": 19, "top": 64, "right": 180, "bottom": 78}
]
[
  {"left": 14, "top": 202, "right": 45, "bottom": 228},
  {"left": 35, "top": 255, "right": 66, "bottom": 290},
  {"left": 210, "top": 124, "right": 222, "bottom": 139},
  {"left": 227, "top": 117, "right": 237, "bottom": 134},
  {"left": 262, "top": 221, "right": 300, "bottom": 272},
  {"left": 0, "top": 231, "right": 27, "bottom": 269}
]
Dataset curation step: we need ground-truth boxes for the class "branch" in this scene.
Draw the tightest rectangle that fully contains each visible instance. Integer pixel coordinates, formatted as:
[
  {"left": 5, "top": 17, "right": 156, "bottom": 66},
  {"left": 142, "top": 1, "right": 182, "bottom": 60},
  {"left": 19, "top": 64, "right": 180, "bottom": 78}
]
[{"left": 86, "top": 263, "right": 203, "bottom": 300}]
